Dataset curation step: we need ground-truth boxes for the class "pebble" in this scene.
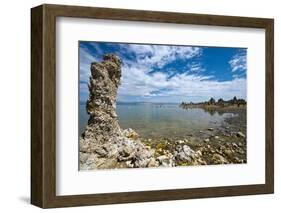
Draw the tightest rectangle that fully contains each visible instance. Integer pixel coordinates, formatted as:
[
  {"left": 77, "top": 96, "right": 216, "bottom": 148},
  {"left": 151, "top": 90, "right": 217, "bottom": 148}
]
[
  {"left": 196, "top": 150, "right": 202, "bottom": 157},
  {"left": 177, "top": 140, "right": 185, "bottom": 144},
  {"left": 236, "top": 132, "right": 246, "bottom": 138},
  {"left": 212, "top": 154, "right": 228, "bottom": 164},
  {"left": 224, "top": 149, "right": 232, "bottom": 157},
  {"left": 238, "top": 150, "right": 245, "bottom": 154},
  {"left": 232, "top": 143, "right": 239, "bottom": 149}
]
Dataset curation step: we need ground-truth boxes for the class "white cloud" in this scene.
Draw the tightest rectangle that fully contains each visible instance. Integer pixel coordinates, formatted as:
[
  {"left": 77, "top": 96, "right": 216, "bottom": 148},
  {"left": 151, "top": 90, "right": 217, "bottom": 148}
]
[
  {"left": 117, "top": 44, "right": 246, "bottom": 102},
  {"left": 79, "top": 43, "right": 246, "bottom": 103},
  {"left": 186, "top": 62, "right": 205, "bottom": 73},
  {"left": 118, "top": 64, "right": 246, "bottom": 103},
  {"left": 79, "top": 46, "right": 98, "bottom": 83},
  {"left": 122, "top": 44, "right": 202, "bottom": 70},
  {"left": 229, "top": 50, "right": 247, "bottom": 73}
]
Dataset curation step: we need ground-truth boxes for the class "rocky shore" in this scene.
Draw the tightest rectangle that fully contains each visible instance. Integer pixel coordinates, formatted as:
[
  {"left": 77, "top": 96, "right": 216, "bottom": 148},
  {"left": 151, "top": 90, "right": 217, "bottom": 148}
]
[
  {"left": 79, "top": 54, "right": 246, "bottom": 170},
  {"left": 142, "top": 115, "right": 247, "bottom": 166},
  {"left": 180, "top": 96, "right": 247, "bottom": 110}
]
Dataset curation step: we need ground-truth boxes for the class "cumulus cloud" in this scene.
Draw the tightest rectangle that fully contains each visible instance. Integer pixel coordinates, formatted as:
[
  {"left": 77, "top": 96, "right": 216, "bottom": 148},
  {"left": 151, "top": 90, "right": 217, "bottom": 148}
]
[
  {"left": 79, "top": 43, "right": 246, "bottom": 103},
  {"left": 122, "top": 44, "right": 202, "bottom": 70},
  {"left": 186, "top": 62, "right": 205, "bottom": 73},
  {"left": 79, "top": 46, "right": 97, "bottom": 80},
  {"left": 79, "top": 45, "right": 98, "bottom": 98},
  {"left": 229, "top": 50, "right": 247, "bottom": 73},
  {"left": 118, "top": 65, "right": 246, "bottom": 103}
]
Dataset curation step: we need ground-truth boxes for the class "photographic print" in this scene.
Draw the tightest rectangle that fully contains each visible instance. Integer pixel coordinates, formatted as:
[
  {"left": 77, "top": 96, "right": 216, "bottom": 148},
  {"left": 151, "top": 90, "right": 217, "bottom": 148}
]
[
  {"left": 79, "top": 41, "right": 247, "bottom": 170},
  {"left": 31, "top": 5, "right": 274, "bottom": 207}
]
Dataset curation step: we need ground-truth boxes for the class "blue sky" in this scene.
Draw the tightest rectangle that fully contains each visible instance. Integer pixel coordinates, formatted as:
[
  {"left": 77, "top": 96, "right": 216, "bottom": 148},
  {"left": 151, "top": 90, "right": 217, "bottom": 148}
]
[{"left": 79, "top": 41, "right": 247, "bottom": 103}]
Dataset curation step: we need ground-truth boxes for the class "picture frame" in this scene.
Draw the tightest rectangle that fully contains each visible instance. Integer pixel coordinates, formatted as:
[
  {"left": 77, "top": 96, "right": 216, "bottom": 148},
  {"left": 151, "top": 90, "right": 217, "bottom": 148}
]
[{"left": 31, "top": 4, "right": 274, "bottom": 208}]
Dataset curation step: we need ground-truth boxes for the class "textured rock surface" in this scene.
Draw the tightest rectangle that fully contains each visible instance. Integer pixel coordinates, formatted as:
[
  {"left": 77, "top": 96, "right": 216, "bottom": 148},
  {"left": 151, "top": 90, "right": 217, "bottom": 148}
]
[
  {"left": 174, "top": 145, "right": 195, "bottom": 163},
  {"left": 79, "top": 54, "right": 156, "bottom": 170},
  {"left": 83, "top": 54, "right": 122, "bottom": 142}
]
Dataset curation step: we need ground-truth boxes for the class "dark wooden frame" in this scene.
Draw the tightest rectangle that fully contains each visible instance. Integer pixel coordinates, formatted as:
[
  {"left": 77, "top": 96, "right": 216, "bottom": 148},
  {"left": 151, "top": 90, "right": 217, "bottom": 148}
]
[{"left": 31, "top": 4, "right": 274, "bottom": 208}]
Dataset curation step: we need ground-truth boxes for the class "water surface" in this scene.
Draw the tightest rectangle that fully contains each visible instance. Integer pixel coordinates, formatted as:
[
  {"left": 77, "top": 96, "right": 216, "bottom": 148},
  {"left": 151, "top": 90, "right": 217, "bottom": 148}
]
[{"left": 79, "top": 103, "right": 234, "bottom": 139}]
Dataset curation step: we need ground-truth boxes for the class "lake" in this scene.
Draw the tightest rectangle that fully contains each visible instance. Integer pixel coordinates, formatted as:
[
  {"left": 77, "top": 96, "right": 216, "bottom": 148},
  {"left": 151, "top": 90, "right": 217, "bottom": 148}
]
[{"left": 79, "top": 103, "right": 234, "bottom": 139}]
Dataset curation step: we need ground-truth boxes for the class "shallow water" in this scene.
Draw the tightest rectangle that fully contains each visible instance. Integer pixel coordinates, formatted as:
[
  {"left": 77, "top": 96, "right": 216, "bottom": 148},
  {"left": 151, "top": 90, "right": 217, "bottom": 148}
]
[{"left": 79, "top": 103, "right": 234, "bottom": 139}]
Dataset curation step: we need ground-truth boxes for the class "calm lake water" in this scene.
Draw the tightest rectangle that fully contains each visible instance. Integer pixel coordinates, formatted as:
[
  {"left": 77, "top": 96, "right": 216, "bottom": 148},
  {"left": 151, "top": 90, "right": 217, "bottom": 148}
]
[{"left": 79, "top": 103, "right": 234, "bottom": 139}]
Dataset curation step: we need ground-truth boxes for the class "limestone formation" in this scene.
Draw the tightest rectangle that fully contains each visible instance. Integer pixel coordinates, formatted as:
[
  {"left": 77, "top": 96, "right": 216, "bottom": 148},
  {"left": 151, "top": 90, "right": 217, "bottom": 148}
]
[
  {"left": 79, "top": 54, "right": 156, "bottom": 170},
  {"left": 174, "top": 145, "right": 195, "bottom": 163},
  {"left": 83, "top": 54, "right": 122, "bottom": 143}
]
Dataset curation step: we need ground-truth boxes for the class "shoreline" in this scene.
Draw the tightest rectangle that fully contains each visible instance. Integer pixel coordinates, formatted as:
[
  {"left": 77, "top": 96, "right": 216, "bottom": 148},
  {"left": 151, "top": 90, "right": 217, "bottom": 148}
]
[
  {"left": 80, "top": 106, "right": 247, "bottom": 169},
  {"left": 180, "top": 103, "right": 246, "bottom": 111},
  {"left": 128, "top": 108, "right": 247, "bottom": 166}
]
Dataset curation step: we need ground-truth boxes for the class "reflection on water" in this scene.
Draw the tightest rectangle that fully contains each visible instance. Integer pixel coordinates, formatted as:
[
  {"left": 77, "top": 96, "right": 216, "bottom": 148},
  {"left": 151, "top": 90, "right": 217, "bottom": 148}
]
[
  {"left": 202, "top": 108, "right": 227, "bottom": 116},
  {"left": 79, "top": 103, "right": 234, "bottom": 139}
]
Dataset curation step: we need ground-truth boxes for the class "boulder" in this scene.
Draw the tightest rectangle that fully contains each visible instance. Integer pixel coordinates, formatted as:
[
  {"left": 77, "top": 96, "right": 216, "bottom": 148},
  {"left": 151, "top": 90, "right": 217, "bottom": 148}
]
[
  {"left": 212, "top": 154, "right": 229, "bottom": 164},
  {"left": 174, "top": 145, "right": 195, "bottom": 163},
  {"left": 156, "top": 154, "right": 174, "bottom": 167},
  {"left": 204, "top": 138, "right": 210, "bottom": 143}
]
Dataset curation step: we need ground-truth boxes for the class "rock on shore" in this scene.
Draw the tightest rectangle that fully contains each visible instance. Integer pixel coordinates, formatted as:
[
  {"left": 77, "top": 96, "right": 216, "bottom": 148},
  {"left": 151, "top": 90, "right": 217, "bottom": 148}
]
[{"left": 79, "top": 54, "right": 156, "bottom": 170}]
